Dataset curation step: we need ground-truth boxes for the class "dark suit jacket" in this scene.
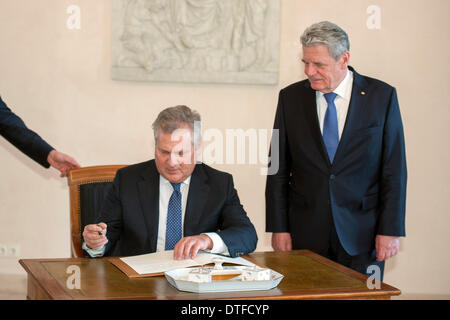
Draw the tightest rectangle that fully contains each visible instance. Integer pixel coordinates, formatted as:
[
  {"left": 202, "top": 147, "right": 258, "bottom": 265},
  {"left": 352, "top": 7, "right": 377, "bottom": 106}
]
[
  {"left": 0, "top": 96, "right": 53, "bottom": 167},
  {"left": 98, "top": 160, "right": 258, "bottom": 257},
  {"left": 266, "top": 67, "right": 407, "bottom": 256}
]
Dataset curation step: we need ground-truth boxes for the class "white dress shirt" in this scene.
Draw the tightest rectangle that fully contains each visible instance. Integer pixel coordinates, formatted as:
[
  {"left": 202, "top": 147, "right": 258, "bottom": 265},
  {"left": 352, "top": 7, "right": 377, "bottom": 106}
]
[
  {"left": 157, "top": 175, "right": 191, "bottom": 251},
  {"left": 316, "top": 69, "right": 354, "bottom": 139},
  {"left": 83, "top": 174, "right": 229, "bottom": 257},
  {"left": 157, "top": 175, "right": 229, "bottom": 254}
]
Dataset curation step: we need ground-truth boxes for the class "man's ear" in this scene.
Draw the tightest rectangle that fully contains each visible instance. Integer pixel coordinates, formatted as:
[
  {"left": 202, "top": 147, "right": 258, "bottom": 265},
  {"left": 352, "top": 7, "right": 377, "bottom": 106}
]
[
  {"left": 194, "top": 141, "right": 203, "bottom": 164},
  {"left": 339, "top": 51, "right": 350, "bottom": 69}
]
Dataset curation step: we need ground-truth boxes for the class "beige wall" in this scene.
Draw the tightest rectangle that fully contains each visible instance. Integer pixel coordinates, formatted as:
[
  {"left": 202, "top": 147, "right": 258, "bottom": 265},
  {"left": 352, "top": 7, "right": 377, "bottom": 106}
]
[{"left": 0, "top": 0, "right": 449, "bottom": 297}]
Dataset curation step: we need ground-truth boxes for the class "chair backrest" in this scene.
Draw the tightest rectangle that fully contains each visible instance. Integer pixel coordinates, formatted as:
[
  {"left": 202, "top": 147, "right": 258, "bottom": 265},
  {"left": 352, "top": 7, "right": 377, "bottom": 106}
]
[{"left": 67, "top": 165, "right": 127, "bottom": 257}]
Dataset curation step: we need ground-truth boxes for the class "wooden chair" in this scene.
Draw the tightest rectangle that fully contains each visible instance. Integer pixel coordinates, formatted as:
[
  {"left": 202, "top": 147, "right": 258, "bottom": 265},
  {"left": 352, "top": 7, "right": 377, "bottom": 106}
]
[{"left": 66, "top": 165, "right": 127, "bottom": 257}]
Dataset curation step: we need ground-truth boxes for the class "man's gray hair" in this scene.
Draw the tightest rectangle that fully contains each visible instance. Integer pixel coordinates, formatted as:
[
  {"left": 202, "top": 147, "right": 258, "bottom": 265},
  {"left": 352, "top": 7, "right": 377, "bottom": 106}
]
[
  {"left": 152, "top": 105, "right": 201, "bottom": 147},
  {"left": 300, "top": 21, "right": 350, "bottom": 60}
]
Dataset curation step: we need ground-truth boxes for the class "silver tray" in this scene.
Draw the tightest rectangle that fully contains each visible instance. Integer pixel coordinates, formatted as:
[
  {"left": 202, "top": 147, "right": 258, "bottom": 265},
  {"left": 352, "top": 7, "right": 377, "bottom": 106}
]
[{"left": 164, "top": 266, "right": 284, "bottom": 293}]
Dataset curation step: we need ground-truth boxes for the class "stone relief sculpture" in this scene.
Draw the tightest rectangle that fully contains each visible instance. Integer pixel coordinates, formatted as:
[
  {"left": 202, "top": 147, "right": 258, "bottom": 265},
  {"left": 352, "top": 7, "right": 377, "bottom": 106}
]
[{"left": 112, "top": 0, "right": 280, "bottom": 84}]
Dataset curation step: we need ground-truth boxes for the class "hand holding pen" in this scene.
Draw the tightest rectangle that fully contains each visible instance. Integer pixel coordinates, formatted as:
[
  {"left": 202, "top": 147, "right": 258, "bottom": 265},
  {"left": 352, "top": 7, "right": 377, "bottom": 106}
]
[{"left": 82, "top": 223, "right": 108, "bottom": 250}]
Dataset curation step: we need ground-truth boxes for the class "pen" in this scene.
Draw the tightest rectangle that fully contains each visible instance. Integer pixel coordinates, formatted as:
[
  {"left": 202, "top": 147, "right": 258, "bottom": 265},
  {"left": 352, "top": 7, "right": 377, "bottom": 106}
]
[{"left": 97, "top": 224, "right": 104, "bottom": 236}]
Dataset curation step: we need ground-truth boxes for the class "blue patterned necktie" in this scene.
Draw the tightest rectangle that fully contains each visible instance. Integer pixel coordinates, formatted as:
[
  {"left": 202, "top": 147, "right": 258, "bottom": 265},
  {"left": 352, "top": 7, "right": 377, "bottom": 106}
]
[
  {"left": 323, "top": 92, "right": 339, "bottom": 163},
  {"left": 165, "top": 182, "right": 182, "bottom": 250}
]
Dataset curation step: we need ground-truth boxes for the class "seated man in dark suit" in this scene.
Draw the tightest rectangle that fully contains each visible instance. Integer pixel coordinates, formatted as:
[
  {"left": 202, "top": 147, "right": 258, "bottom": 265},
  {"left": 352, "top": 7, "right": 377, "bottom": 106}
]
[{"left": 82, "top": 105, "right": 258, "bottom": 259}]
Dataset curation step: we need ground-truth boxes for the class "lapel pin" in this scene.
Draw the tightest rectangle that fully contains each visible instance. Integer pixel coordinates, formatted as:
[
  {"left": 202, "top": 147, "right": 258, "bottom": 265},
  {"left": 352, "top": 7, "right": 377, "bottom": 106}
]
[{"left": 361, "top": 91, "right": 366, "bottom": 95}]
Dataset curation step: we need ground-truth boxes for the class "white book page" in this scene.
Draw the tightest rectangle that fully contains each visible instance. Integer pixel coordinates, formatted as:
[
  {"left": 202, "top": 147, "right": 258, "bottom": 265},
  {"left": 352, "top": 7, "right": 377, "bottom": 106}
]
[{"left": 119, "top": 250, "right": 255, "bottom": 275}]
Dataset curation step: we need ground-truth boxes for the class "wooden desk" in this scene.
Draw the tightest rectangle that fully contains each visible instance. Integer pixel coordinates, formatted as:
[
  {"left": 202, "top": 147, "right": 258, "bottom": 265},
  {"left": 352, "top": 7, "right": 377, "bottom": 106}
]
[{"left": 19, "top": 250, "right": 400, "bottom": 300}]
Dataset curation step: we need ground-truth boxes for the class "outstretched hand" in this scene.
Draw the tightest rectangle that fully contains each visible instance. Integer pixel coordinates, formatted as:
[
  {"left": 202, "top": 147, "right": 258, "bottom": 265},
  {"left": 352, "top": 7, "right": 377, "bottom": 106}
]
[{"left": 47, "top": 149, "right": 80, "bottom": 177}]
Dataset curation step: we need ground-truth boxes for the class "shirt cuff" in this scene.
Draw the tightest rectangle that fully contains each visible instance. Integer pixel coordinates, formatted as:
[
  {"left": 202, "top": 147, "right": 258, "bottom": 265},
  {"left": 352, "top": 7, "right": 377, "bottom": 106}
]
[
  {"left": 202, "top": 232, "right": 230, "bottom": 256},
  {"left": 82, "top": 241, "right": 105, "bottom": 258}
]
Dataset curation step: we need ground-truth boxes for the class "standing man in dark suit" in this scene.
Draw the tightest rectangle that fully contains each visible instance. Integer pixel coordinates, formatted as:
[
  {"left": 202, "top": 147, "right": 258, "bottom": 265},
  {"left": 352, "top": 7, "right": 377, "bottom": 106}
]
[
  {"left": 266, "top": 21, "right": 407, "bottom": 278},
  {"left": 83, "top": 105, "right": 258, "bottom": 259},
  {"left": 1, "top": 96, "right": 80, "bottom": 176}
]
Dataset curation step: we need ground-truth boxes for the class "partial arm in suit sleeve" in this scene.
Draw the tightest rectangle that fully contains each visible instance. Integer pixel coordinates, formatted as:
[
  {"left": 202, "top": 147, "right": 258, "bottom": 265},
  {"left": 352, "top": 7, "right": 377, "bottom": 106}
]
[
  {"left": 265, "top": 90, "right": 292, "bottom": 233},
  {"left": 215, "top": 175, "right": 258, "bottom": 257},
  {"left": 378, "top": 88, "right": 407, "bottom": 236},
  {"left": 0, "top": 96, "right": 53, "bottom": 168},
  {"left": 95, "top": 170, "right": 124, "bottom": 256}
]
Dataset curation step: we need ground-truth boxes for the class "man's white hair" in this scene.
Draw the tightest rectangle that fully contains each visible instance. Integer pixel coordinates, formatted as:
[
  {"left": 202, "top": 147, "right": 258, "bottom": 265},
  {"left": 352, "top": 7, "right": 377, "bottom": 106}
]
[
  {"left": 152, "top": 105, "right": 201, "bottom": 148},
  {"left": 301, "top": 21, "right": 350, "bottom": 60}
]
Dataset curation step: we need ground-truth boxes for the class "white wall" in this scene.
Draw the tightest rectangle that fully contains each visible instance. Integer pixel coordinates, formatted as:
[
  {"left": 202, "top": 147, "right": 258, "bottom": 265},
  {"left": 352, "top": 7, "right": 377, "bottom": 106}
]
[{"left": 0, "top": 0, "right": 449, "bottom": 297}]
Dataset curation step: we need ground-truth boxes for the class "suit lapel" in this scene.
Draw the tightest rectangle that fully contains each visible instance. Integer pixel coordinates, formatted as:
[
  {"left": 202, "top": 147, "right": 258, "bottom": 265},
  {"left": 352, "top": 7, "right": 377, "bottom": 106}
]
[
  {"left": 302, "top": 81, "right": 332, "bottom": 170},
  {"left": 137, "top": 161, "right": 160, "bottom": 252},
  {"left": 184, "top": 164, "right": 210, "bottom": 236},
  {"left": 332, "top": 67, "right": 368, "bottom": 168}
]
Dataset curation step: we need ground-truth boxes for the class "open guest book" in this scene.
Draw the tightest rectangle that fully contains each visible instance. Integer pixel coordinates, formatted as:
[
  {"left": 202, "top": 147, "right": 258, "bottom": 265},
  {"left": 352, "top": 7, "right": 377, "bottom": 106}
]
[{"left": 109, "top": 250, "right": 257, "bottom": 278}]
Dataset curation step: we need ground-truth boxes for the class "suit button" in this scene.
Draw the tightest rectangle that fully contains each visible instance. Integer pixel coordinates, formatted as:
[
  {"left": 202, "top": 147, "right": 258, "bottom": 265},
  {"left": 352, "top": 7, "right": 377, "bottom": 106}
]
[{"left": 330, "top": 174, "right": 335, "bottom": 180}]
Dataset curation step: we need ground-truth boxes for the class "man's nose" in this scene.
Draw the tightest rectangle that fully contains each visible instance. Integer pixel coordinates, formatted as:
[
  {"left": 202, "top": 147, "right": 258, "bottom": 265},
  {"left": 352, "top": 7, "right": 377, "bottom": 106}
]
[
  {"left": 169, "top": 153, "right": 181, "bottom": 166},
  {"left": 304, "top": 64, "right": 316, "bottom": 77}
]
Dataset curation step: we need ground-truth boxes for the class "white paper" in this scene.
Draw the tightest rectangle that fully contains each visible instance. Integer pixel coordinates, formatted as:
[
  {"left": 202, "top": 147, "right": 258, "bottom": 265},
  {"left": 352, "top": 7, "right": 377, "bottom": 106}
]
[{"left": 119, "top": 250, "right": 255, "bottom": 275}]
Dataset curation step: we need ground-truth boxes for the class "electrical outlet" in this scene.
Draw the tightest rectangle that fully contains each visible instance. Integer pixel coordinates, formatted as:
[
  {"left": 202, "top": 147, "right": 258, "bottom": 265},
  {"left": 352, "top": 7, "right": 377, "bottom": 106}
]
[
  {"left": 8, "top": 244, "right": 20, "bottom": 257},
  {"left": 0, "top": 244, "right": 7, "bottom": 257},
  {"left": 0, "top": 244, "right": 21, "bottom": 257}
]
